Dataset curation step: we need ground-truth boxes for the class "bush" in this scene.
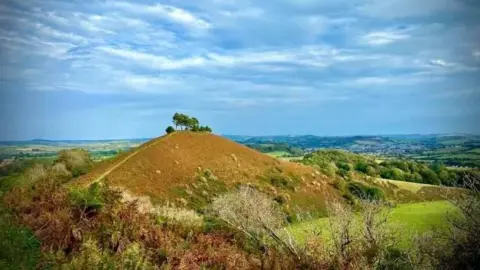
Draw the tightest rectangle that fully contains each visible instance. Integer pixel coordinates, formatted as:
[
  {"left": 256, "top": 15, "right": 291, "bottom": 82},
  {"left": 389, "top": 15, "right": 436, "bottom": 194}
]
[
  {"left": 267, "top": 173, "right": 296, "bottom": 191},
  {"left": 154, "top": 203, "right": 204, "bottom": 233},
  {"left": 61, "top": 239, "right": 154, "bottom": 270},
  {"left": 165, "top": 126, "right": 175, "bottom": 134},
  {"left": 50, "top": 162, "right": 72, "bottom": 181},
  {"left": 24, "top": 163, "right": 49, "bottom": 184},
  {"left": 69, "top": 182, "right": 107, "bottom": 215},
  {"left": 55, "top": 148, "right": 93, "bottom": 177},
  {"left": 211, "top": 186, "right": 300, "bottom": 261},
  {"left": 348, "top": 182, "right": 385, "bottom": 201}
]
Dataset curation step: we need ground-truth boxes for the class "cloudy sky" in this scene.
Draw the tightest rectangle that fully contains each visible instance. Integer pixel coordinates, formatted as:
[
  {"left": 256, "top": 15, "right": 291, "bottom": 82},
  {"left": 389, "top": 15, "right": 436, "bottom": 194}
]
[{"left": 0, "top": 0, "right": 479, "bottom": 140}]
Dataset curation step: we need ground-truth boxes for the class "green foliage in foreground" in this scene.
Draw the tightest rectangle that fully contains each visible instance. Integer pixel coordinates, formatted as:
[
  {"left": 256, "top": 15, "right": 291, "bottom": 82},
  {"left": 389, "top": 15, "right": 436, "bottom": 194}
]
[
  {"left": 0, "top": 206, "right": 41, "bottom": 270},
  {"left": 287, "top": 201, "right": 456, "bottom": 247}
]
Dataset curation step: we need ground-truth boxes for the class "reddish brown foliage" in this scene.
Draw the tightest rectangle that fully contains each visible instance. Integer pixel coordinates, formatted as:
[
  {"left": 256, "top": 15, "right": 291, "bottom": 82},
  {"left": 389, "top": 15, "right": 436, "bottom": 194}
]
[
  {"left": 168, "top": 233, "right": 255, "bottom": 270},
  {"left": 3, "top": 180, "right": 265, "bottom": 269},
  {"left": 3, "top": 179, "right": 77, "bottom": 252}
]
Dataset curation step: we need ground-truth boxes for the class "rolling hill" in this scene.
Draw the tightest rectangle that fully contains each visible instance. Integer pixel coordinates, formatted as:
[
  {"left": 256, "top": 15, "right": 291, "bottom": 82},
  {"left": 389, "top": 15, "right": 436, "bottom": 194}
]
[{"left": 74, "top": 131, "right": 341, "bottom": 212}]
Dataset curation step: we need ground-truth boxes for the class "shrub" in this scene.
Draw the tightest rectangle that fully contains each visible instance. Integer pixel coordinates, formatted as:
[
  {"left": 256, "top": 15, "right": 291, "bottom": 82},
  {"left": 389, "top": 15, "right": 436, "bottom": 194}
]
[
  {"left": 365, "top": 166, "right": 377, "bottom": 177},
  {"left": 268, "top": 173, "right": 295, "bottom": 190},
  {"left": 168, "top": 233, "right": 252, "bottom": 269},
  {"left": 69, "top": 182, "right": 107, "bottom": 216},
  {"left": 416, "top": 174, "right": 480, "bottom": 269},
  {"left": 154, "top": 203, "right": 204, "bottom": 233},
  {"left": 333, "top": 178, "right": 348, "bottom": 194},
  {"left": 348, "top": 182, "right": 385, "bottom": 201},
  {"left": 211, "top": 186, "right": 300, "bottom": 262},
  {"left": 55, "top": 148, "right": 93, "bottom": 177},
  {"left": 50, "top": 162, "right": 72, "bottom": 181},
  {"left": 337, "top": 162, "right": 351, "bottom": 171},
  {"left": 62, "top": 239, "right": 154, "bottom": 270},
  {"left": 24, "top": 163, "right": 49, "bottom": 184},
  {"left": 165, "top": 126, "right": 175, "bottom": 134},
  {"left": 3, "top": 178, "right": 76, "bottom": 251}
]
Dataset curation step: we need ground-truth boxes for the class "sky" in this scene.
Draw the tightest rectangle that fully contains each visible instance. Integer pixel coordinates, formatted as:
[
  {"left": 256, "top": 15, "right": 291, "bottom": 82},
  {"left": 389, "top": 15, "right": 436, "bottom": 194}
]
[{"left": 0, "top": 0, "right": 479, "bottom": 140}]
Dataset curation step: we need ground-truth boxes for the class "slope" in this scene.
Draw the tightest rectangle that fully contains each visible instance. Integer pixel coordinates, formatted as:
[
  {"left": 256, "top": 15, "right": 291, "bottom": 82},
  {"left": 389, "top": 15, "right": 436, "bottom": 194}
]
[{"left": 74, "top": 132, "right": 340, "bottom": 212}]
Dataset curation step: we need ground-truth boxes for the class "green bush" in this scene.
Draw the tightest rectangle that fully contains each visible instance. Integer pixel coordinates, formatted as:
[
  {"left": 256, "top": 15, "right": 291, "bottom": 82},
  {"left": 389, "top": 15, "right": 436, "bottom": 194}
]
[
  {"left": 348, "top": 182, "right": 384, "bottom": 201},
  {"left": 165, "top": 126, "right": 175, "bottom": 134},
  {"left": 69, "top": 182, "right": 106, "bottom": 213},
  {"left": 55, "top": 148, "right": 93, "bottom": 177},
  {"left": 333, "top": 178, "right": 347, "bottom": 194},
  {"left": 269, "top": 173, "right": 296, "bottom": 190}
]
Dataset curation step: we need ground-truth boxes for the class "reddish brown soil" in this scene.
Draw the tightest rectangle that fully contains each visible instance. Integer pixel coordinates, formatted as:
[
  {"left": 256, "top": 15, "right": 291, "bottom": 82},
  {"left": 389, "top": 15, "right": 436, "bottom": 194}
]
[{"left": 75, "top": 132, "right": 339, "bottom": 210}]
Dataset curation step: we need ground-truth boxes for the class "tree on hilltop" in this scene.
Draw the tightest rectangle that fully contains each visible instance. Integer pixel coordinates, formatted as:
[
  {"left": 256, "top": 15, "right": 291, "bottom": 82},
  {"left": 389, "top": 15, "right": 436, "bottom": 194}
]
[{"left": 170, "top": 113, "right": 212, "bottom": 133}]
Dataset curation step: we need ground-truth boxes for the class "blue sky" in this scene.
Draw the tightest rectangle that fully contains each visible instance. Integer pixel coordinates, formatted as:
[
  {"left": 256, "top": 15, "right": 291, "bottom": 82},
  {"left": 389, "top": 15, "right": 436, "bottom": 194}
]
[{"left": 0, "top": 0, "right": 479, "bottom": 140}]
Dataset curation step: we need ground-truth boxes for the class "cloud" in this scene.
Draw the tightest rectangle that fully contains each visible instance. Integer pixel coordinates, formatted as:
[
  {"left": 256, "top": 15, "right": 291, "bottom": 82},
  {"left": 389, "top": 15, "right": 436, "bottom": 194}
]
[
  {"left": 0, "top": 0, "right": 478, "bottom": 108},
  {"left": 357, "top": 0, "right": 465, "bottom": 18},
  {"left": 360, "top": 30, "right": 410, "bottom": 46},
  {"left": 106, "top": 1, "right": 211, "bottom": 30},
  {"left": 429, "top": 59, "right": 450, "bottom": 67}
]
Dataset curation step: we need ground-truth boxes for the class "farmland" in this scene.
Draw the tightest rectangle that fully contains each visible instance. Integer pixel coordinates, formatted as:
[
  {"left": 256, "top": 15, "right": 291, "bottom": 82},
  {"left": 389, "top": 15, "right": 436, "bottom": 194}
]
[{"left": 287, "top": 200, "right": 456, "bottom": 247}]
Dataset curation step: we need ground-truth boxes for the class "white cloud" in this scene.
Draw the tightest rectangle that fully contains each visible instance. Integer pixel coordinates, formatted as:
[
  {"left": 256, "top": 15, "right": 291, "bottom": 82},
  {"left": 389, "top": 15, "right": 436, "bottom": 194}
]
[
  {"left": 98, "top": 46, "right": 207, "bottom": 69},
  {"left": 360, "top": 30, "right": 410, "bottom": 46},
  {"left": 429, "top": 59, "right": 450, "bottom": 67},
  {"left": 107, "top": 1, "right": 210, "bottom": 30},
  {"left": 1, "top": 0, "right": 478, "bottom": 106}
]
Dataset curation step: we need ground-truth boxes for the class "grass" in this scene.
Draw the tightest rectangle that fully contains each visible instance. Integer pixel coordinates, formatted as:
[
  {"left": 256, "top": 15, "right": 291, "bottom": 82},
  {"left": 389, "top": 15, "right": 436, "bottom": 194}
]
[
  {"left": 265, "top": 151, "right": 290, "bottom": 158},
  {"left": 439, "top": 139, "right": 468, "bottom": 145},
  {"left": 372, "top": 178, "right": 434, "bottom": 193},
  {"left": 466, "top": 148, "right": 480, "bottom": 154},
  {"left": 287, "top": 201, "right": 457, "bottom": 248},
  {"left": 0, "top": 205, "right": 41, "bottom": 270}
]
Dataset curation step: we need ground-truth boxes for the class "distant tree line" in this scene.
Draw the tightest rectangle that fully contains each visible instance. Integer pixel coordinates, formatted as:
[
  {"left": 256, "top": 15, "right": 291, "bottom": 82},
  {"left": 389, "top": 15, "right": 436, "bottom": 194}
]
[{"left": 165, "top": 113, "right": 212, "bottom": 134}]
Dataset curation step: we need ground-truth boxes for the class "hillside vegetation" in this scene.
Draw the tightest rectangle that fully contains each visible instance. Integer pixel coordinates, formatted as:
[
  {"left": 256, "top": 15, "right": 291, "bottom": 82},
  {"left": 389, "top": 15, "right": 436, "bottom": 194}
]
[
  {"left": 1, "top": 120, "right": 479, "bottom": 269},
  {"left": 299, "top": 149, "right": 477, "bottom": 187}
]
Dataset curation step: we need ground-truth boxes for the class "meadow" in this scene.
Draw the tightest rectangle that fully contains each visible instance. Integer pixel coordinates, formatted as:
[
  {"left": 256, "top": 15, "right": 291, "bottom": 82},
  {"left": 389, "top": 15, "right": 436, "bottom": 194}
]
[{"left": 287, "top": 200, "right": 457, "bottom": 248}]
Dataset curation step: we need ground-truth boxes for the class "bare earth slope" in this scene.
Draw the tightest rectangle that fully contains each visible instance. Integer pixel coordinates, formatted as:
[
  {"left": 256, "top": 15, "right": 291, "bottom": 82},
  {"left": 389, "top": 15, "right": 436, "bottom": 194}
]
[{"left": 75, "top": 132, "right": 340, "bottom": 211}]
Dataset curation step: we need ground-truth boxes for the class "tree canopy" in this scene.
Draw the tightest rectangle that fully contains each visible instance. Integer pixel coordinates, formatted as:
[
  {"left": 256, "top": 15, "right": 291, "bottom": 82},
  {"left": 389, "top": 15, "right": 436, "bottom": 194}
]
[{"left": 169, "top": 113, "right": 212, "bottom": 133}]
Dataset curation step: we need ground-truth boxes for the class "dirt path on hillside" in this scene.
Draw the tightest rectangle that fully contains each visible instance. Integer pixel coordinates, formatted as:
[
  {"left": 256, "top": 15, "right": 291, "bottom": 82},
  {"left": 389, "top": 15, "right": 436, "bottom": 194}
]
[{"left": 92, "top": 135, "right": 166, "bottom": 183}]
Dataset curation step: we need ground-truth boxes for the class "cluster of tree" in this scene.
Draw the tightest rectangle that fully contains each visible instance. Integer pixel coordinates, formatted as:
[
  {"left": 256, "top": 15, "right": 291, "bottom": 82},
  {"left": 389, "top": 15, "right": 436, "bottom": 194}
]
[
  {"left": 165, "top": 113, "right": 212, "bottom": 134},
  {"left": 300, "top": 149, "right": 478, "bottom": 187}
]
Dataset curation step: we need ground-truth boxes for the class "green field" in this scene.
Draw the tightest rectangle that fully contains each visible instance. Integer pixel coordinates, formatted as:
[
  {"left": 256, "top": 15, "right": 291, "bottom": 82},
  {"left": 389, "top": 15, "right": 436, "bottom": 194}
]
[{"left": 287, "top": 201, "right": 456, "bottom": 247}]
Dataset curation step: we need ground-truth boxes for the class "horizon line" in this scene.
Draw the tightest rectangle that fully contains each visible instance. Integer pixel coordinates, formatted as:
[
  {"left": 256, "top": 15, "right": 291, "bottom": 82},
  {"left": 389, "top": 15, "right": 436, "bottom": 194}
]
[{"left": 0, "top": 132, "right": 478, "bottom": 143}]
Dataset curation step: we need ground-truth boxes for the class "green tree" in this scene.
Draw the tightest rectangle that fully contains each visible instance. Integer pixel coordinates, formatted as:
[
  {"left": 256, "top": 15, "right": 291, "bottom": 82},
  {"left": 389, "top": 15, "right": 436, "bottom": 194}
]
[
  {"left": 188, "top": 117, "right": 200, "bottom": 130},
  {"left": 165, "top": 126, "right": 175, "bottom": 134},
  {"left": 172, "top": 113, "right": 190, "bottom": 130}
]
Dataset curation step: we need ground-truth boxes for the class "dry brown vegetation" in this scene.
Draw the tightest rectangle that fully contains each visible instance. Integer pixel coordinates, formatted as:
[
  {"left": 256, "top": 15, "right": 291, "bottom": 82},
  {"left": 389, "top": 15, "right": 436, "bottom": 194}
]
[{"left": 3, "top": 180, "right": 261, "bottom": 269}]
